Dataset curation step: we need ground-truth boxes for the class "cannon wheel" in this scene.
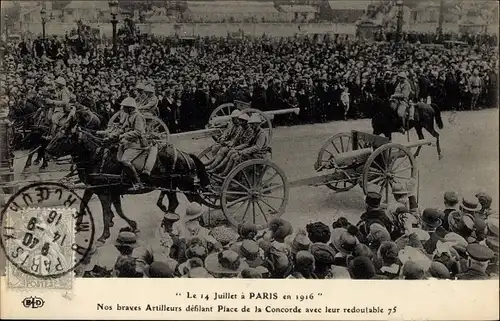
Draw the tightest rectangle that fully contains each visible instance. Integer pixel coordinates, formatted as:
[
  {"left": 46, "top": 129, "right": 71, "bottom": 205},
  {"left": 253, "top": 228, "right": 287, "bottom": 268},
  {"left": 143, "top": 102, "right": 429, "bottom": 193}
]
[
  {"left": 240, "top": 108, "right": 273, "bottom": 143},
  {"left": 108, "top": 112, "right": 170, "bottom": 141},
  {"left": 316, "top": 132, "right": 367, "bottom": 192},
  {"left": 220, "top": 159, "right": 288, "bottom": 229},
  {"left": 362, "top": 143, "right": 417, "bottom": 204},
  {"left": 144, "top": 115, "right": 170, "bottom": 141}
]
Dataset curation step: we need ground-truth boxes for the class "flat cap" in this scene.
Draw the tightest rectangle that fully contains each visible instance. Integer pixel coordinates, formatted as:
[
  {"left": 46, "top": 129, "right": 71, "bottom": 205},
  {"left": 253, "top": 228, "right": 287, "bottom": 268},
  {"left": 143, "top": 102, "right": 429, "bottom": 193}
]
[{"left": 466, "top": 243, "right": 495, "bottom": 262}]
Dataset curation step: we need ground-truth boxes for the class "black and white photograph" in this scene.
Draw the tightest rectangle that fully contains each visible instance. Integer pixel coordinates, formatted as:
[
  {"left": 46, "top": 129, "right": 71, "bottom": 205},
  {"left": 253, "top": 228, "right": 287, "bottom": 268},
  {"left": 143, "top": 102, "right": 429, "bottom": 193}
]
[{"left": 0, "top": 0, "right": 498, "bottom": 319}]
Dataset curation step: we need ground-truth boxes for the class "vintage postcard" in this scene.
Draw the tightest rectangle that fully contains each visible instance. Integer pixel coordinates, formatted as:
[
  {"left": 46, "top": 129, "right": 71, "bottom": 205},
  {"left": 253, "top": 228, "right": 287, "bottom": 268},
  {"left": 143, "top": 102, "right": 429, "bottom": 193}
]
[{"left": 0, "top": 0, "right": 499, "bottom": 320}]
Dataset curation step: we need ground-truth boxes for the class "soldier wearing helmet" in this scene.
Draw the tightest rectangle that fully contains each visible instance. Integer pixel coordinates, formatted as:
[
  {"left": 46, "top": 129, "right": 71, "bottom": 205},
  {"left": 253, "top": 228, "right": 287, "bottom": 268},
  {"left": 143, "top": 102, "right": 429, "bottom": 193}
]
[
  {"left": 390, "top": 71, "right": 413, "bottom": 133},
  {"left": 46, "top": 76, "right": 75, "bottom": 136},
  {"left": 116, "top": 97, "right": 148, "bottom": 191}
]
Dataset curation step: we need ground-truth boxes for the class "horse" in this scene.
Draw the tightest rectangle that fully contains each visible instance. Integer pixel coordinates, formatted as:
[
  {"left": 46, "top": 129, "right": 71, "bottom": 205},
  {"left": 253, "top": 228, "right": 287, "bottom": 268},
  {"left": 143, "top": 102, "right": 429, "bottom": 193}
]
[
  {"left": 45, "top": 126, "right": 210, "bottom": 244},
  {"left": 372, "top": 99, "right": 443, "bottom": 159},
  {"left": 23, "top": 106, "right": 102, "bottom": 171}
]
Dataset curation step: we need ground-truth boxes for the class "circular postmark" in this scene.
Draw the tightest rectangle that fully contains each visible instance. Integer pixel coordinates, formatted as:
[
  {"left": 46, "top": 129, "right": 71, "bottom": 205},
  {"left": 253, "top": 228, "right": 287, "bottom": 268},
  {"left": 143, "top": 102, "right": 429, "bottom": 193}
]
[{"left": 0, "top": 182, "right": 95, "bottom": 279}]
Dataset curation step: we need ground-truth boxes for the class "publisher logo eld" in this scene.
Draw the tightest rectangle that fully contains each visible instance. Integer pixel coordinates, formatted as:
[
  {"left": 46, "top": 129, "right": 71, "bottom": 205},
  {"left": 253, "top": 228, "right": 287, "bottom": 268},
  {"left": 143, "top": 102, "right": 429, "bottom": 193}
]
[{"left": 22, "top": 296, "right": 45, "bottom": 309}]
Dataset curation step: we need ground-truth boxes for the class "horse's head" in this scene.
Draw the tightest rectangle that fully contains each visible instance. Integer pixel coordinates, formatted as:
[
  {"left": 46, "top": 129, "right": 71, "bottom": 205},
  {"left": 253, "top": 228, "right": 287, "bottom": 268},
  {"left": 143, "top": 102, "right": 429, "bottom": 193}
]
[
  {"left": 45, "top": 125, "right": 80, "bottom": 160},
  {"left": 46, "top": 123, "right": 102, "bottom": 161}
]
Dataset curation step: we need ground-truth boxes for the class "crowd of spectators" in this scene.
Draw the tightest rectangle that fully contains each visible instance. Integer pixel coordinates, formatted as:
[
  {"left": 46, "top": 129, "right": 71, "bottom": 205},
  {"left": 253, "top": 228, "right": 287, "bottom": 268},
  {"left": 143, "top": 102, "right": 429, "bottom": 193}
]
[
  {"left": 1, "top": 30, "right": 498, "bottom": 133},
  {"left": 76, "top": 183, "right": 498, "bottom": 280}
]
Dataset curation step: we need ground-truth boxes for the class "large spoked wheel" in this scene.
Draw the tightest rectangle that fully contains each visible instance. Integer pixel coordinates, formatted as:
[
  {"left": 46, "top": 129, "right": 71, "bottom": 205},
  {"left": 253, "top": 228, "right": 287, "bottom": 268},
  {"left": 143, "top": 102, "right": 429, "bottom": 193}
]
[
  {"left": 240, "top": 108, "right": 273, "bottom": 143},
  {"left": 144, "top": 114, "right": 170, "bottom": 141},
  {"left": 220, "top": 159, "right": 289, "bottom": 229},
  {"left": 315, "top": 132, "right": 367, "bottom": 192},
  {"left": 362, "top": 143, "right": 417, "bottom": 204}
]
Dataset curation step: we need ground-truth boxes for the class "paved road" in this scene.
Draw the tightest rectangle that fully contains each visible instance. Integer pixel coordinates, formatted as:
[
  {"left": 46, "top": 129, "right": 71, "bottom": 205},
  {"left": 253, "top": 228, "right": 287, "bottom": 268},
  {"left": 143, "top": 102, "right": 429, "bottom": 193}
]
[{"left": 1, "top": 109, "right": 498, "bottom": 274}]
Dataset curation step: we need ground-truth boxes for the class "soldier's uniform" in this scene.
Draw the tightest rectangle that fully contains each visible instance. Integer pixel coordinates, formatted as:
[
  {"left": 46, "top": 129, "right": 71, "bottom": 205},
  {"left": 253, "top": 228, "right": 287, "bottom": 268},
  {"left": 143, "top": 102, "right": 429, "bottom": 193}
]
[
  {"left": 456, "top": 243, "right": 495, "bottom": 280},
  {"left": 138, "top": 84, "right": 159, "bottom": 116},
  {"left": 391, "top": 72, "right": 413, "bottom": 131},
  {"left": 48, "top": 77, "right": 74, "bottom": 135},
  {"left": 468, "top": 70, "right": 482, "bottom": 110},
  {"left": 116, "top": 97, "right": 148, "bottom": 189}
]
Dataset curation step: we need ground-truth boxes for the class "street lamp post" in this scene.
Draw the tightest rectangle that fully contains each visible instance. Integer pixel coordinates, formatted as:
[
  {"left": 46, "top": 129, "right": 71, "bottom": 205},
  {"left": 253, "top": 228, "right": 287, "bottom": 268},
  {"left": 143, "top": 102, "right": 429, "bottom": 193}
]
[
  {"left": 41, "top": 8, "right": 47, "bottom": 40},
  {"left": 395, "top": 0, "right": 404, "bottom": 43},
  {"left": 108, "top": 0, "right": 119, "bottom": 56},
  {"left": 436, "top": 0, "right": 445, "bottom": 42}
]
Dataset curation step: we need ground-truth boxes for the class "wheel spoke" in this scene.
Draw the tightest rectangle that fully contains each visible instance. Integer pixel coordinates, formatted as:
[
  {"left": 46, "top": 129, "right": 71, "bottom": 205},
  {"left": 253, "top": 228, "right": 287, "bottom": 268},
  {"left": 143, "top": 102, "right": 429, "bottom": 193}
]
[
  {"left": 239, "top": 201, "right": 251, "bottom": 223},
  {"left": 226, "top": 195, "right": 250, "bottom": 208},
  {"left": 255, "top": 200, "right": 269, "bottom": 223},
  {"left": 232, "top": 199, "right": 247, "bottom": 218},
  {"left": 392, "top": 174, "right": 412, "bottom": 181},
  {"left": 225, "top": 190, "right": 249, "bottom": 196},
  {"left": 242, "top": 169, "right": 252, "bottom": 188},
  {"left": 393, "top": 166, "right": 412, "bottom": 174},
  {"left": 253, "top": 165, "right": 257, "bottom": 188},
  {"left": 371, "top": 160, "right": 386, "bottom": 173},
  {"left": 392, "top": 158, "right": 409, "bottom": 172},
  {"left": 331, "top": 141, "right": 340, "bottom": 153},
  {"left": 255, "top": 193, "right": 284, "bottom": 200},
  {"left": 340, "top": 136, "right": 345, "bottom": 152},
  {"left": 231, "top": 178, "right": 251, "bottom": 193},
  {"left": 261, "top": 183, "right": 284, "bottom": 194},
  {"left": 368, "top": 176, "right": 385, "bottom": 186},
  {"left": 259, "top": 197, "right": 279, "bottom": 214},
  {"left": 261, "top": 170, "right": 278, "bottom": 187},
  {"left": 252, "top": 201, "right": 256, "bottom": 224}
]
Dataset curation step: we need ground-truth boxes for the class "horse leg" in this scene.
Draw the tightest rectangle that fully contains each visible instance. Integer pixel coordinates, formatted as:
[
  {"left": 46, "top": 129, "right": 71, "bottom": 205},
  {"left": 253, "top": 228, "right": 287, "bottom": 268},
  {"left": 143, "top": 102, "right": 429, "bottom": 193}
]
[
  {"left": 77, "top": 189, "right": 94, "bottom": 226},
  {"left": 166, "top": 190, "right": 180, "bottom": 214},
  {"left": 413, "top": 126, "right": 425, "bottom": 158},
  {"left": 111, "top": 192, "right": 139, "bottom": 233},
  {"left": 96, "top": 194, "right": 113, "bottom": 244},
  {"left": 156, "top": 191, "right": 169, "bottom": 213},
  {"left": 38, "top": 143, "right": 48, "bottom": 170},
  {"left": 24, "top": 149, "right": 34, "bottom": 171},
  {"left": 425, "top": 123, "right": 442, "bottom": 160}
]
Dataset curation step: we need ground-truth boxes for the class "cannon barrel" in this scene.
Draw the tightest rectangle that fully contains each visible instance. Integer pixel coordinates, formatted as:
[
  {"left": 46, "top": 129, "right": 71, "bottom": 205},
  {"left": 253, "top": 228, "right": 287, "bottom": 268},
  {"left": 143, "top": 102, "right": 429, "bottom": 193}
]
[
  {"left": 328, "top": 147, "right": 373, "bottom": 169},
  {"left": 209, "top": 108, "right": 300, "bottom": 125}
]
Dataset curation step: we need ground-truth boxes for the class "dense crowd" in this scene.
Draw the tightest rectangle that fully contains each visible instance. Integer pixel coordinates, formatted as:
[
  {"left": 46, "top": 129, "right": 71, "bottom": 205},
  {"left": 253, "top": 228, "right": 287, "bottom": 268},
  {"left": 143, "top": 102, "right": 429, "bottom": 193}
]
[
  {"left": 77, "top": 184, "right": 499, "bottom": 280},
  {"left": 1, "top": 31, "right": 498, "bottom": 134}
]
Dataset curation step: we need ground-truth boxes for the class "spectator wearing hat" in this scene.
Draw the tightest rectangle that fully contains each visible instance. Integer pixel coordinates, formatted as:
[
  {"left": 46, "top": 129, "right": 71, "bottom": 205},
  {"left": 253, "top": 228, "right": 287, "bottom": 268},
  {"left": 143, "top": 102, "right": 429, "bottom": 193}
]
[
  {"left": 263, "top": 245, "right": 293, "bottom": 278},
  {"left": 306, "top": 221, "right": 331, "bottom": 244},
  {"left": 483, "top": 237, "right": 499, "bottom": 277},
  {"left": 331, "top": 226, "right": 359, "bottom": 267},
  {"left": 448, "top": 211, "right": 476, "bottom": 242},
  {"left": 402, "top": 260, "right": 426, "bottom": 280},
  {"left": 310, "top": 243, "right": 336, "bottom": 278},
  {"left": 485, "top": 216, "right": 499, "bottom": 239},
  {"left": 205, "top": 250, "right": 249, "bottom": 278},
  {"left": 377, "top": 241, "right": 402, "bottom": 279},
  {"left": 358, "top": 191, "right": 394, "bottom": 240},
  {"left": 228, "top": 222, "right": 258, "bottom": 253},
  {"left": 144, "top": 261, "right": 175, "bottom": 278},
  {"left": 114, "top": 255, "right": 144, "bottom": 278},
  {"left": 285, "top": 229, "right": 311, "bottom": 259},
  {"left": 348, "top": 256, "right": 386, "bottom": 280},
  {"left": 288, "top": 251, "right": 317, "bottom": 279},
  {"left": 456, "top": 243, "right": 495, "bottom": 280},
  {"left": 238, "top": 240, "right": 266, "bottom": 271},
  {"left": 476, "top": 192, "right": 495, "bottom": 220},
  {"left": 460, "top": 194, "right": 481, "bottom": 216},
  {"left": 240, "top": 267, "right": 263, "bottom": 279},
  {"left": 428, "top": 261, "right": 451, "bottom": 279},
  {"left": 441, "top": 191, "right": 459, "bottom": 231}
]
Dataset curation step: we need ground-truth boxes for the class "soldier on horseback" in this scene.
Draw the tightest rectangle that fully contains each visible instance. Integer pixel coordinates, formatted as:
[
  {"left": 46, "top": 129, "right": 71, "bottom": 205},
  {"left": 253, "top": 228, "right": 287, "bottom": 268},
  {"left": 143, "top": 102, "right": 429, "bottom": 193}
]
[
  {"left": 114, "top": 97, "right": 149, "bottom": 191},
  {"left": 45, "top": 76, "right": 75, "bottom": 137},
  {"left": 390, "top": 72, "right": 414, "bottom": 134}
]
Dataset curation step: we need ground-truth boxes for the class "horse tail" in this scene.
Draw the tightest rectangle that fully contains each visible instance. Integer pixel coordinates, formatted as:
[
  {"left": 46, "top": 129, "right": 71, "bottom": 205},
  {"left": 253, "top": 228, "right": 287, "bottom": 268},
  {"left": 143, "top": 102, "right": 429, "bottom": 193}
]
[
  {"left": 431, "top": 103, "right": 443, "bottom": 129},
  {"left": 189, "top": 153, "right": 210, "bottom": 187}
]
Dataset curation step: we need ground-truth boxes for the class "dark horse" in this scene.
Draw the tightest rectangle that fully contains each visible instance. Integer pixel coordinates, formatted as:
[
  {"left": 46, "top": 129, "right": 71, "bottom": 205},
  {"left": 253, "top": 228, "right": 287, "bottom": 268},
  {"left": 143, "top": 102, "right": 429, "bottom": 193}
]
[
  {"left": 372, "top": 100, "right": 444, "bottom": 159},
  {"left": 45, "top": 126, "right": 210, "bottom": 244},
  {"left": 23, "top": 106, "right": 102, "bottom": 171}
]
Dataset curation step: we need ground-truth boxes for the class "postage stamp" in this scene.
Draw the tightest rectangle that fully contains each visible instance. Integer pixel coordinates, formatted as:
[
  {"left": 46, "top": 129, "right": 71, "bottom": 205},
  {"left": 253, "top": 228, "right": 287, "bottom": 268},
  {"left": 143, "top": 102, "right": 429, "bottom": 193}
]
[{"left": 0, "top": 182, "right": 96, "bottom": 290}]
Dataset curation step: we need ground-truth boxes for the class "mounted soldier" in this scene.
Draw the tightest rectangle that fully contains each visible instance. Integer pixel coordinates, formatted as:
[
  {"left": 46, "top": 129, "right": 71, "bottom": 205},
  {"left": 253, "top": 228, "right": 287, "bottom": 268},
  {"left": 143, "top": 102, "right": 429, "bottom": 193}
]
[
  {"left": 46, "top": 76, "right": 75, "bottom": 137},
  {"left": 390, "top": 72, "right": 413, "bottom": 134}
]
